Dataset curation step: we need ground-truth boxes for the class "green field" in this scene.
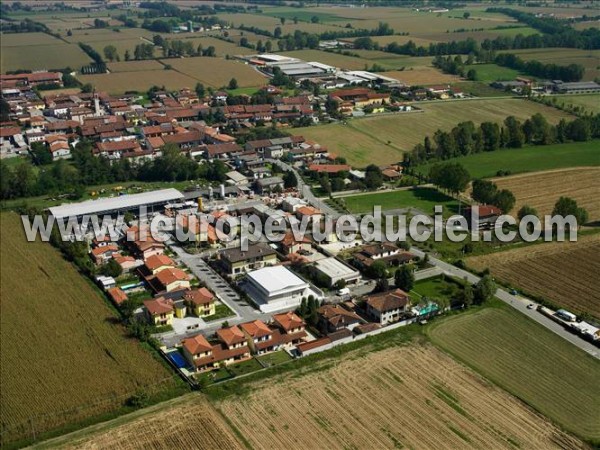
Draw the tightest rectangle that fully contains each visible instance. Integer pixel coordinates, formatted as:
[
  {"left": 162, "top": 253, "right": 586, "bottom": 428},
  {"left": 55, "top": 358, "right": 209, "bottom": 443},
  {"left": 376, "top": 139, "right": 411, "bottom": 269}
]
[
  {"left": 429, "top": 306, "right": 600, "bottom": 442},
  {"left": 343, "top": 187, "right": 456, "bottom": 215},
  {"left": 416, "top": 140, "right": 600, "bottom": 179},
  {"left": 500, "top": 48, "right": 600, "bottom": 81},
  {"left": 299, "top": 98, "right": 573, "bottom": 167},
  {"left": 471, "top": 63, "right": 522, "bottom": 82},
  {"left": 553, "top": 94, "right": 600, "bottom": 114},
  {"left": 0, "top": 213, "right": 184, "bottom": 446}
]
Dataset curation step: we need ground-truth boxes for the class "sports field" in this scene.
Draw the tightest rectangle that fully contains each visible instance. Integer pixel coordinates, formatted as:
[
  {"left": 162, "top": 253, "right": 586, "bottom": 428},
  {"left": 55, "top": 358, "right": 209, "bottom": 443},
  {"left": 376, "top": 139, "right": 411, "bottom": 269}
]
[
  {"left": 416, "top": 140, "right": 600, "bottom": 179},
  {"left": 0, "top": 213, "right": 183, "bottom": 446},
  {"left": 493, "top": 167, "right": 600, "bottom": 220},
  {"left": 343, "top": 187, "right": 456, "bottom": 215},
  {"left": 299, "top": 98, "right": 573, "bottom": 167},
  {"left": 466, "top": 233, "right": 600, "bottom": 318},
  {"left": 429, "top": 306, "right": 600, "bottom": 442}
]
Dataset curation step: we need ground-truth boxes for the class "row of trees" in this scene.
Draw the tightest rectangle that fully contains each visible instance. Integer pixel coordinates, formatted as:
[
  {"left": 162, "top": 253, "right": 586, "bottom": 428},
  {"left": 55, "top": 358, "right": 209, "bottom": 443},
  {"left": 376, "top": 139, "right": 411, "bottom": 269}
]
[
  {"left": 495, "top": 53, "right": 585, "bottom": 82},
  {"left": 471, "top": 179, "right": 516, "bottom": 214},
  {"left": 0, "top": 143, "right": 229, "bottom": 201},
  {"left": 405, "top": 113, "right": 600, "bottom": 166}
]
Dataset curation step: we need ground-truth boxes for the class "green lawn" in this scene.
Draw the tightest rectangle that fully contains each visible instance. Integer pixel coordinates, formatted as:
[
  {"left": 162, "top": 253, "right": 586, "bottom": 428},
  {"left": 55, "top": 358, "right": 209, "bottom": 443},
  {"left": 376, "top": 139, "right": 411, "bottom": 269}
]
[
  {"left": 203, "top": 303, "right": 236, "bottom": 322},
  {"left": 471, "top": 63, "right": 522, "bottom": 82},
  {"left": 257, "top": 350, "right": 293, "bottom": 367},
  {"left": 227, "top": 358, "right": 263, "bottom": 377},
  {"left": 411, "top": 276, "right": 459, "bottom": 299},
  {"left": 416, "top": 140, "right": 600, "bottom": 179},
  {"left": 344, "top": 187, "right": 457, "bottom": 215}
]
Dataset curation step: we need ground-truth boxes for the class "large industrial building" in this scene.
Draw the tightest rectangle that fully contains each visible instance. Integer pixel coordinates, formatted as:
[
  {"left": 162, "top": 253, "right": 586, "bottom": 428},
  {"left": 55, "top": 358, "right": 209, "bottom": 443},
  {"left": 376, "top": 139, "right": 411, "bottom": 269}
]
[
  {"left": 48, "top": 188, "right": 184, "bottom": 221},
  {"left": 243, "top": 265, "right": 321, "bottom": 313}
]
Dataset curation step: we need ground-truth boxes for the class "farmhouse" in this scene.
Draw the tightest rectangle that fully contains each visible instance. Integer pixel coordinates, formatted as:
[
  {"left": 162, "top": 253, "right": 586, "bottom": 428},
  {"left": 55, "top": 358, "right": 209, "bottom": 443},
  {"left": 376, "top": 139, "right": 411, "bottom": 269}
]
[
  {"left": 463, "top": 205, "right": 502, "bottom": 231},
  {"left": 366, "top": 289, "right": 411, "bottom": 325}
]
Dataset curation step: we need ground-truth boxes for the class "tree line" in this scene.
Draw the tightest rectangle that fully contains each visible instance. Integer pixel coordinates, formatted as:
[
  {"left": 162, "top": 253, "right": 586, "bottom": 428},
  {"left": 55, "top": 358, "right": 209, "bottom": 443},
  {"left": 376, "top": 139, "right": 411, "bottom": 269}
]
[
  {"left": 405, "top": 113, "right": 600, "bottom": 166},
  {"left": 0, "top": 143, "right": 229, "bottom": 202}
]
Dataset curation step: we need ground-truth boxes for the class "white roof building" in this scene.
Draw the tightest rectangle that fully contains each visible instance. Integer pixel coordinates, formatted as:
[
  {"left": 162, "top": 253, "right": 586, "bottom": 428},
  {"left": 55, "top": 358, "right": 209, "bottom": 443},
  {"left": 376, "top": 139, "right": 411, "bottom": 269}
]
[
  {"left": 244, "top": 266, "right": 320, "bottom": 313},
  {"left": 48, "top": 188, "right": 184, "bottom": 220},
  {"left": 312, "top": 257, "right": 361, "bottom": 287}
]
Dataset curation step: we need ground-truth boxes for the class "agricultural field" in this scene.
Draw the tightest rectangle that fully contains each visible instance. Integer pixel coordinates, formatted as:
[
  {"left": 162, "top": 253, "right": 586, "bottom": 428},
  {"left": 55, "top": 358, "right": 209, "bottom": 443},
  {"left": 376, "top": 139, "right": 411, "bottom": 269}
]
[
  {"left": 466, "top": 233, "right": 600, "bottom": 318},
  {"left": 218, "top": 344, "right": 584, "bottom": 449},
  {"left": 0, "top": 32, "right": 92, "bottom": 73},
  {"left": 492, "top": 167, "right": 600, "bottom": 220},
  {"left": 343, "top": 187, "right": 456, "bottom": 215},
  {"left": 106, "top": 60, "right": 165, "bottom": 73},
  {"left": 299, "top": 98, "right": 573, "bottom": 167},
  {"left": 429, "top": 306, "right": 600, "bottom": 441},
  {"left": 0, "top": 213, "right": 183, "bottom": 446},
  {"left": 553, "top": 94, "right": 600, "bottom": 114},
  {"left": 217, "top": 12, "right": 342, "bottom": 34},
  {"left": 384, "top": 67, "right": 461, "bottom": 86},
  {"left": 175, "top": 36, "right": 254, "bottom": 57},
  {"left": 500, "top": 48, "right": 600, "bottom": 81},
  {"left": 161, "top": 57, "right": 267, "bottom": 88},
  {"left": 42, "top": 395, "right": 244, "bottom": 450},
  {"left": 78, "top": 70, "right": 198, "bottom": 94},
  {"left": 470, "top": 63, "right": 522, "bottom": 82},
  {"left": 420, "top": 26, "right": 539, "bottom": 43},
  {"left": 416, "top": 140, "right": 600, "bottom": 179}
]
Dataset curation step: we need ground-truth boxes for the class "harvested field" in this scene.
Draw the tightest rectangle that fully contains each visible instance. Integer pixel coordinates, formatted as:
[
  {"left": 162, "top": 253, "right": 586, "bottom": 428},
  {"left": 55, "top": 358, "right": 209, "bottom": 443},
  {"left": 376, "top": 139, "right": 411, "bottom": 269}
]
[
  {"left": 106, "top": 60, "right": 165, "bottom": 73},
  {"left": 492, "top": 167, "right": 600, "bottom": 220},
  {"left": 0, "top": 213, "right": 182, "bottom": 446},
  {"left": 429, "top": 306, "right": 600, "bottom": 441},
  {"left": 78, "top": 70, "right": 198, "bottom": 94},
  {"left": 218, "top": 344, "right": 584, "bottom": 449},
  {"left": 55, "top": 395, "right": 243, "bottom": 450},
  {"left": 466, "top": 233, "right": 600, "bottom": 317},
  {"left": 385, "top": 67, "right": 461, "bottom": 85},
  {"left": 500, "top": 48, "right": 600, "bottom": 81},
  {"left": 162, "top": 57, "right": 267, "bottom": 88},
  {"left": 298, "top": 98, "right": 573, "bottom": 167}
]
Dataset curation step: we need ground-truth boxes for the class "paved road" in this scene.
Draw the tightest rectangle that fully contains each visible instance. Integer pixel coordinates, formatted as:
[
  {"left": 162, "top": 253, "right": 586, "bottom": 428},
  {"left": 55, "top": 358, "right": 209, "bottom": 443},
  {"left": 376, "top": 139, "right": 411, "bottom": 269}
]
[
  {"left": 266, "top": 158, "right": 341, "bottom": 218},
  {"left": 409, "top": 247, "right": 600, "bottom": 360}
]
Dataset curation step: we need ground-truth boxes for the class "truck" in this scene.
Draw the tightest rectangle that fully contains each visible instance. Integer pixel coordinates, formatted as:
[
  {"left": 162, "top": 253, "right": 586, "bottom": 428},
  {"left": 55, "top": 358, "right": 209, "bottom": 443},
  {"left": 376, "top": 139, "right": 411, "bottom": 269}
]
[{"left": 337, "top": 287, "right": 350, "bottom": 296}]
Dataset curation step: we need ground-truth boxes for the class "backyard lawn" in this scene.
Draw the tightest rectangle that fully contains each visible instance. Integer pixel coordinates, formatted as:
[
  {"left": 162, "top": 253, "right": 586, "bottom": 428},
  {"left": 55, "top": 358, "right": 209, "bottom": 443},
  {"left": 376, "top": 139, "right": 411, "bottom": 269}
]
[{"left": 343, "top": 187, "right": 457, "bottom": 215}]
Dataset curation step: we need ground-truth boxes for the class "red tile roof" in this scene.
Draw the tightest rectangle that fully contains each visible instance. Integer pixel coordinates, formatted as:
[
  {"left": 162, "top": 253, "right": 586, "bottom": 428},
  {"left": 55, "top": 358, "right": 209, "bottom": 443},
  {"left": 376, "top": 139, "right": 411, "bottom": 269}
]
[
  {"left": 272, "top": 311, "right": 305, "bottom": 332},
  {"left": 184, "top": 287, "right": 215, "bottom": 306},
  {"left": 144, "top": 297, "right": 174, "bottom": 315},
  {"left": 155, "top": 267, "right": 188, "bottom": 286},
  {"left": 240, "top": 320, "right": 272, "bottom": 339},
  {"left": 144, "top": 254, "right": 175, "bottom": 271},
  {"left": 182, "top": 333, "right": 212, "bottom": 355},
  {"left": 216, "top": 326, "right": 246, "bottom": 347}
]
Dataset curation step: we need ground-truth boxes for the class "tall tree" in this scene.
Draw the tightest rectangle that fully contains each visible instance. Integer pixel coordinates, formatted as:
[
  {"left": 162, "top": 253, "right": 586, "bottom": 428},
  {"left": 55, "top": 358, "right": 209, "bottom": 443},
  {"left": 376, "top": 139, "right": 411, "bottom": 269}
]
[{"left": 394, "top": 265, "right": 414, "bottom": 292}]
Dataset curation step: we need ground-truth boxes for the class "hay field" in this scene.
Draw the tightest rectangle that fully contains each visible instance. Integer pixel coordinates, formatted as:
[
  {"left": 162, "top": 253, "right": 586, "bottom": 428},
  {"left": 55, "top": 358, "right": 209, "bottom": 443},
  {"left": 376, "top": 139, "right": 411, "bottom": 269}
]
[
  {"left": 467, "top": 233, "right": 600, "bottom": 317},
  {"left": 53, "top": 395, "right": 244, "bottom": 450},
  {"left": 107, "top": 60, "right": 165, "bottom": 73},
  {"left": 385, "top": 67, "right": 461, "bottom": 85},
  {"left": 0, "top": 213, "right": 181, "bottom": 445},
  {"left": 218, "top": 344, "right": 584, "bottom": 449},
  {"left": 501, "top": 48, "right": 600, "bottom": 81},
  {"left": 429, "top": 307, "right": 600, "bottom": 441},
  {"left": 492, "top": 167, "right": 600, "bottom": 220},
  {"left": 0, "top": 32, "right": 92, "bottom": 73},
  {"left": 299, "top": 98, "right": 573, "bottom": 167},
  {"left": 78, "top": 70, "right": 198, "bottom": 94},
  {"left": 554, "top": 93, "right": 600, "bottom": 114},
  {"left": 162, "top": 57, "right": 267, "bottom": 88}
]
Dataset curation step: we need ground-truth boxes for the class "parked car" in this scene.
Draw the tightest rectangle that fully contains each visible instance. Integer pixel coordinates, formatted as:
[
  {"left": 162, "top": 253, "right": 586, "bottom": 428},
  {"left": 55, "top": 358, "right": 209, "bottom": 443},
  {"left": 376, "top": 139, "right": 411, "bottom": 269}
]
[
  {"left": 527, "top": 303, "right": 535, "bottom": 309},
  {"left": 510, "top": 289, "right": 518, "bottom": 295}
]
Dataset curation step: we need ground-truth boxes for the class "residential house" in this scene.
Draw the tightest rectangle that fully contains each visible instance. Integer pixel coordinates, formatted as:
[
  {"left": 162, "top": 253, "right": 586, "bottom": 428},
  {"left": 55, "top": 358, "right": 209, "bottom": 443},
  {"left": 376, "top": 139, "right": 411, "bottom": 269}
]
[
  {"left": 255, "top": 176, "right": 284, "bottom": 194},
  {"left": 113, "top": 255, "right": 139, "bottom": 273},
  {"left": 219, "top": 243, "right": 277, "bottom": 277},
  {"left": 463, "top": 205, "right": 502, "bottom": 231},
  {"left": 90, "top": 244, "right": 119, "bottom": 265},
  {"left": 366, "top": 289, "right": 410, "bottom": 325},
  {"left": 272, "top": 311, "right": 307, "bottom": 345},
  {"left": 183, "top": 287, "right": 216, "bottom": 318},
  {"left": 107, "top": 286, "right": 128, "bottom": 305},
  {"left": 318, "top": 304, "right": 362, "bottom": 333},
  {"left": 144, "top": 297, "right": 175, "bottom": 326},
  {"left": 280, "top": 231, "right": 312, "bottom": 255},
  {"left": 354, "top": 243, "right": 417, "bottom": 270},
  {"left": 143, "top": 254, "right": 176, "bottom": 275},
  {"left": 150, "top": 267, "right": 190, "bottom": 293}
]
